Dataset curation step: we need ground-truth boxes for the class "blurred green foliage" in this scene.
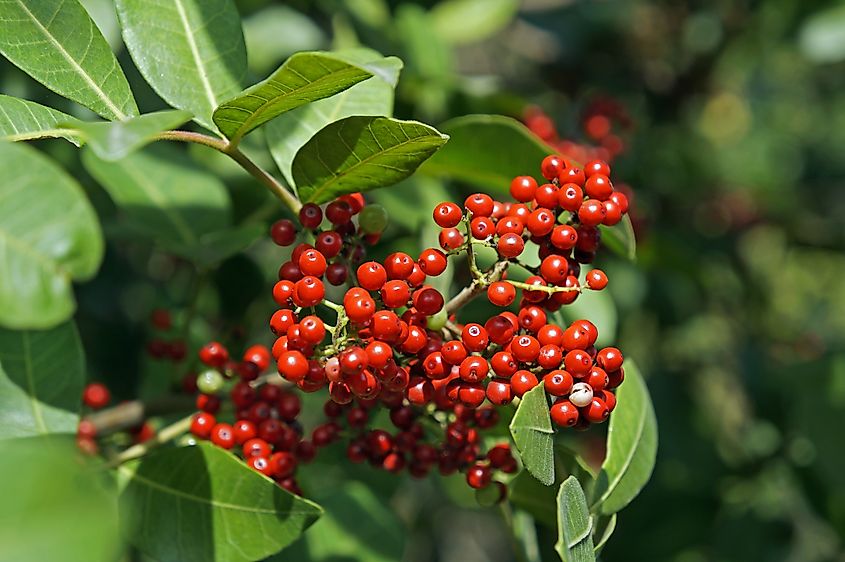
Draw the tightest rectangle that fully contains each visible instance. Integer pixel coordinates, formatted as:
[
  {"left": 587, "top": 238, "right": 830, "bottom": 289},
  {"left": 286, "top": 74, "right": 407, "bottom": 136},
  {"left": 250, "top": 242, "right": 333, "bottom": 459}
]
[{"left": 3, "top": 0, "right": 845, "bottom": 560}]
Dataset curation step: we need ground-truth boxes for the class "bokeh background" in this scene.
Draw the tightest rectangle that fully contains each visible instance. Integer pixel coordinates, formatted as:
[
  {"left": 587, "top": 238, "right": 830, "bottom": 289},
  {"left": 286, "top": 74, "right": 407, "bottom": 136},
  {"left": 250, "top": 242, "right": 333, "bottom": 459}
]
[{"left": 4, "top": 0, "right": 845, "bottom": 561}]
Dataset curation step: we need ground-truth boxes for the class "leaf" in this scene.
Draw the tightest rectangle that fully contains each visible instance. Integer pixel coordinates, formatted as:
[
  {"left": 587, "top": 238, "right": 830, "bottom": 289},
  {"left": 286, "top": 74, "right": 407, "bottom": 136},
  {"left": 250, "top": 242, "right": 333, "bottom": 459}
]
[
  {"left": 592, "top": 513, "right": 617, "bottom": 553},
  {"left": 0, "top": 437, "right": 120, "bottom": 562},
  {"left": 294, "top": 116, "right": 448, "bottom": 204},
  {"left": 0, "top": 0, "right": 137, "bottom": 121},
  {"left": 0, "top": 321, "right": 84, "bottom": 438},
  {"left": 266, "top": 51, "right": 402, "bottom": 186},
  {"left": 430, "top": 0, "right": 519, "bottom": 45},
  {"left": 599, "top": 215, "right": 636, "bottom": 261},
  {"left": 213, "top": 52, "right": 374, "bottom": 145},
  {"left": 419, "top": 114, "right": 554, "bottom": 192},
  {"left": 70, "top": 110, "right": 192, "bottom": 161},
  {"left": 273, "top": 482, "right": 403, "bottom": 562},
  {"left": 509, "top": 382, "right": 555, "bottom": 486},
  {"left": 115, "top": 0, "right": 247, "bottom": 132},
  {"left": 119, "top": 442, "right": 322, "bottom": 562},
  {"left": 82, "top": 144, "right": 231, "bottom": 253},
  {"left": 510, "top": 470, "right": 558, "bottom": 527},
  {"left": 799, "top": 5, "right": 845, "bottom": 64},
  {"left": 591, "top": 360, "right": 658, "bottom": 515},
  {"left": 555, "top": 476, "right": 596, "bottom": 562},
  {"left": 0, "top": 142, "right": 103, "bottom": 329},
  {"left": 0, "top": 95, "right": 82, "bottom": 145}
]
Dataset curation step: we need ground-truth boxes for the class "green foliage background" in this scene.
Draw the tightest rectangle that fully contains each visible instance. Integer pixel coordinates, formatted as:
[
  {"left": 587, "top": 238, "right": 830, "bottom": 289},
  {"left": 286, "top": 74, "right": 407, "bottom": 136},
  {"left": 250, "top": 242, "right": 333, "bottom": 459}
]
[{"left": 2, "top": 0, "right": 845, "bottom": 561}]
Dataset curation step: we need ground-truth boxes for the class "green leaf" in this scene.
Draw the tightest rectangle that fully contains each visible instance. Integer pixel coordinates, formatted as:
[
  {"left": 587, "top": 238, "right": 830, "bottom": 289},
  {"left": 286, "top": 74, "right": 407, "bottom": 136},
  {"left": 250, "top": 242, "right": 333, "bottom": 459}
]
[
  {"left": 119, "top": 442, "right": 322, "bottom": 562},
  {"left": 70, "top": 110, "right": 191, "bottom": 161},
  {"left": 510, "top": 470, "right": 558, "bottom": 527},
  {"left": 0, "top": 321, "right": 84, "bottom": 438},
  {"left": 419, "top": 114, "right": 554, "bottom": 192},
  {"left": 0, "top": 437, "right": 120, "bottom": 562},
  {"left": 591, "top": 360, "right": 658, "bottom": 515},
  {"left": 0, "top": 95, "right": 82, "bottom": 145},
  {"left": 213, "top": 52, "right": 374, "bottom": 145},
  {"left": 274, "top": 482, "right": 403, "bottom": 562},
  {"left": 555, "top": 476, "right": 596, "bottom": 562},
  {"left": 242, "top": 5, "right": 326, "bottom": 74},
  {"left": 592, "top": 513, "right": 617, "bottom": 553},
  {"left": 115, "top": 0, "right": 247, "bottom": 131},
  {"left": 598, "top": 215, "right": 636, "bottom": 261},
  {"left": 294, "top": 116, "right": 448, "bottom": 204},
  {"left": 0, "top": 142, "right": 103, "bottom": 329},
  {"left": 266, "top": 51, "right": 402, "bottom": 186},
  {"left": 799, "top": 5, "right": 845, "bottom": 64},
  {"left": 430, "top": 0, "right": 519, "bottom": 45},
  {"left": 0, "top": 0, "right": 137, "bottom": 121},
  {"left": 82, "top": 144, "right": 231, "bottom": 253},
  {"left": 509, "top": 382, "right": 555, "bottom": 486}
]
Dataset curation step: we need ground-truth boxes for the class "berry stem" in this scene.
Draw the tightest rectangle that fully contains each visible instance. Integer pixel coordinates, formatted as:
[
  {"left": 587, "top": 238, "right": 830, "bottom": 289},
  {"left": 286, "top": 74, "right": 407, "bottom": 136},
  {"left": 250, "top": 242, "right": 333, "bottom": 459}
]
[
  {"left": 106, "top": 414, "right": 194, "bottom": 468},
  {"left": 154, "top": 130, "right": 302, "bottom": 214},
  {"left": 84, "top": 395, "right": 195, "bottom": 436},
  {"left": 445, "top": 259, "right": 510, "bottom": 315},
  {"left": 504, "top": 279, "right": 583, "bottom": 294}
]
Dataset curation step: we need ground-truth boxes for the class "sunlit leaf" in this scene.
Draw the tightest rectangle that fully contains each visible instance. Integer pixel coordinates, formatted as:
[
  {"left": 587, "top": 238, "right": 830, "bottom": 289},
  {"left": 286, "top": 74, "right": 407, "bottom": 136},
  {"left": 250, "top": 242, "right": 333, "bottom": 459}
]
[
  {"left": 0, "top": 95, "right": 81, "bottom": 145},
  {"left": 0, "top": 142, "right": 103, "bottom": 329},
  {"left": 119, "top": 442, "right": 322, "bottom": 562},
  {"left": 70, "top": 110, "right": 191, "bottom": 160},
  {"left": 555, "top": 476, "right": 596, "bottom": 562},
  {"left": 294, "top": 116, "right": 448, "bottom": 204},
  {"left": 0, "top": 0, "right": 137, "bottom": 120},
  {"left": 430, "top": 0, "right": 519, "bottom": 45}
]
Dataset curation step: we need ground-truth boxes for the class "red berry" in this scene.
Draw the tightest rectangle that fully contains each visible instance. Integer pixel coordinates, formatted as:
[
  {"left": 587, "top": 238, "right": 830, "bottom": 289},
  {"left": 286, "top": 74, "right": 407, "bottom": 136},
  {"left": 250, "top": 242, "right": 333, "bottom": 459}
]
[
  {"left": 564, "top": 349, "right": 592, "bottom": 376},
  {"left": 458, "top": 356, "right": 489, "bottom": 383},
  {"left": 325, "top": 263, "right": 348, "bottom": 286},
  {"left": 583, "top": 397, "right": 610, "bottom": 423},
  {"left": 491, "top": 351, "right": 517, "bottom": 377},
  {"left": 587, "top": 269, "right": 608, "bottom": 290},
  {"left": 550, "top": 225, "right": 578, "bottom": 250},
  {"left": 597, "top": 347, "right": 624, "bottom": 372},
  {"left": 381, "top": 280, "right": 411, "bottom": 308},
  {"left": 326, "top": 200, "right": 353, "bottom": 224},
  {"left": 270, "top": 309, "right": 297, "bottom": 336},
  {"left": 541, "top": 155, "right": 566, "bottom": 180},
  {"left": 272, "top": 280, "right": 295, "bottom": 306},
  {"left": 496, "top": 216, "right": 524, "bottom": 237},
  {"left": 486, "top": 379, "right": 513, "bottom": 405},
  {"left": 433, "top": 202, "right": 463, "bottom": 228},
  {"left": 243, "top": 437, "right": 272, "bottom": 458},
  {"left": 497, "top": 233, "right": 525, "bottom": 258},
  {"left": 558, "top": 183, "right": 584, "bottom": 213},
  {"left": 298, "top": 248, "right": 327, "bottom": 277},
  {"left": 578, "top": 199, "right": 606, "bottom": 227},
  {"left": 190, "top": 412, "right": 216, "bottom": 439},
  {"left": 298, "top": 203, "right": 323, "bottom": 229},
  {"left": 277, "top": 351, "right": 309, "bottom": 382},
  {"left": 470, "top": 216, "right": 496, "bottom": 240},
  {"left": 315, "top": 230, "right": 343, "bottom": 258},
  {"left": 550, "top": 400, "right": 579, "bottom": 427},
  {"left": 585, "top": 159, "right": 611, "bottom": 178},
  {"left": 270, "top": 219, "right": 297, "bottom": 246},
  {"left": 233, "top": 419, "right": 257, "bottom": 444},
  {"left": 247, "top": 455, "right": 274, "bottom": 477},
  {"left": 270, "top": 451, "right": 297, "bottom": 478},
  {"left": 461, "top": 323, "right": 489, "bottom": 352},
  {"left": 466, "top": 463, "right": 492, "bottom": 489},
  {"left": 357, "top": 261, "right": 387, "bottom": 291},
  {"left": 526, "top": 208, "right": 555, "bottom": 237},
  {"left": 510, "top": 370, "right": 538, "bottom": 397},
  {"left": 584, "top": 174, "right": 613, "bottom": 200},
  {"left": 439, "top": 227, "right": 464, "bottom": 250},
  {"left": 293, "top": 276, "right": 325, "bottom": 307},
  {"left": 559, "top": 166, "right": 586, "bottom": 187},
  {"left": 487, "top": 281, "right": 516, "bottom": 307},
  {"left": 510, "top": 176, "right": 538, "bottom": 202},
  {"left": 544, "top": 370, "right": 574, "bottom": 396},
  {"left": 211, "top": 423, "right": 235, "bottom": 449},
  {"left": 199, "top": 341, "right": 229, "bottom": 367},
  {"left": 540, "top": 254, "right": 569, "bottom": 284},
  {"left": 609, "top": 191, "right": 629, "bottom": 214},
  {"left": 534, "top": 183, "right": 559, "bottom": 209},
  {"left": 385, "top": 252, "right": 415, "bottom": 280},
  {"left": 82, "top": 383, "right": 110, "bottom": 409},
  {"left": 464, "top": 193, "right": 494, "bottom": 217},
  {"left": 418, "top": 248, "right": 448, "bottom": 276},
  {"left": 243, "top": 345, "right": 271, "bottom": 372}
]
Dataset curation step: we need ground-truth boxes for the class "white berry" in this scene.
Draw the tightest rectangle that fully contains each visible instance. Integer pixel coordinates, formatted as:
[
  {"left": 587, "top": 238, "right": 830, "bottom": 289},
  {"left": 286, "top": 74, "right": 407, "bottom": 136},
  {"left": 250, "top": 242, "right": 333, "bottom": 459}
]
[{"left": 569, "top": 382, "right": 594, "bottom": 407}]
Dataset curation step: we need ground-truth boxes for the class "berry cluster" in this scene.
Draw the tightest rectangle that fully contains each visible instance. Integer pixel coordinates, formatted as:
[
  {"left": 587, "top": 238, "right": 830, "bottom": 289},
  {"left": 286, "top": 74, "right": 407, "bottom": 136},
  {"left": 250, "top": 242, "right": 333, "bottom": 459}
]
[
  {"left": 191, "top": 341, "right": 312, "bottom": 494},
  {"left": 523, "top": 100, "right": 632, "bottom": 168}
]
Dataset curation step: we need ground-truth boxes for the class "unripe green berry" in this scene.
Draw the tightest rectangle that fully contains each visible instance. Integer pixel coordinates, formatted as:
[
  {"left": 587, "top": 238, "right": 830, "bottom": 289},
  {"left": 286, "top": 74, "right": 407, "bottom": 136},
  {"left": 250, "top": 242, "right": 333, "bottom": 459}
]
[
  {"left": 358, "top": 204, "right": 389, "bottom": 234},
  {"left": 426, "top": 309, "right": 448, "bottom": 331},
  {"left": 196, "top": 369, "right": 224, "bottom": 394}
]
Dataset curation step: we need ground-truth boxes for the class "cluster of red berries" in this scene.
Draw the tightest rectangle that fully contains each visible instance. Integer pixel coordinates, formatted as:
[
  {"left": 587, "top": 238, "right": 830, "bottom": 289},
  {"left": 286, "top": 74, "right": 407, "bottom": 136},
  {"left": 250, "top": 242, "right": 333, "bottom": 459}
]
[
  {"left": 77, "top": 382, "right": 155, "bottom": 455},
  {"left": 190, "top": 341, "right": 313, "bottom": 495},
  {"left": 145, "top": 308, "right": 188, "bottom": 362},
  {"left": 523, "top": 100, "right": 631, "bottom": 167}
]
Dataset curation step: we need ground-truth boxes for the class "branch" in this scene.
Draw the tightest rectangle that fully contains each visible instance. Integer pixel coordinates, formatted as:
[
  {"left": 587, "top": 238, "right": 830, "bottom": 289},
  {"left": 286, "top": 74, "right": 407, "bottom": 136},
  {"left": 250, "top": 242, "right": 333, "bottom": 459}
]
[
  {"left": 445, "top": 259, "right": 510, "bottom": 315},
  {"left": 106, "top": 414, "right": 194, "bottom": 468},
  {"left": 154, "top": 130, "right": 302, "bottom": 214},
  {"left": 85, "top": 395, "right": 195, "bottom": 436}
]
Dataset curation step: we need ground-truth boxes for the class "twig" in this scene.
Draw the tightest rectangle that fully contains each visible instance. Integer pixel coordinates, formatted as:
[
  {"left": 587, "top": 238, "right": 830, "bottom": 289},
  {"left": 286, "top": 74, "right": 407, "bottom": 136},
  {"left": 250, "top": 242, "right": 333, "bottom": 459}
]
[
  {"left": 106, "top": 414, "right": 194, "bottom": 467},
  {"left": 444, "top": 260, "right": 510, "bottom": 315},
  {"left": 85, "top": 395, "right": 195, "bottom": 436},
  {"left": 504, "top": 279, "right": 583, "bottom": 295}
]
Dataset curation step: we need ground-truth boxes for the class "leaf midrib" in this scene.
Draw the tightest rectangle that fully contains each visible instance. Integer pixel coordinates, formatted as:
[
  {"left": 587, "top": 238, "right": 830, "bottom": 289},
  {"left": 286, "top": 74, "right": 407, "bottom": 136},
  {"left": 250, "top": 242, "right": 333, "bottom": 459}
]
[
  {"left": 302, "top": 128, "right": 444, "bottom": 203},
  {"left": 12, "top": 0, "right": 127, "bottom": 120},
  {"left": 119, "top": 465, "right": 315, "bottom": 515},
  {"left": 173, "top": 0, "right": 218, "bottom": 119},
  {"left": 21, "top": 331, "right": 48, "bottom": 433},
  {"left": 222, "top": 66, "right": 370, "bottom": 144}
]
